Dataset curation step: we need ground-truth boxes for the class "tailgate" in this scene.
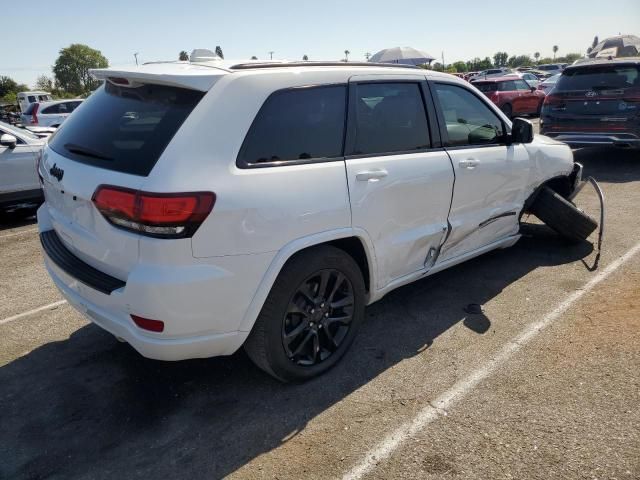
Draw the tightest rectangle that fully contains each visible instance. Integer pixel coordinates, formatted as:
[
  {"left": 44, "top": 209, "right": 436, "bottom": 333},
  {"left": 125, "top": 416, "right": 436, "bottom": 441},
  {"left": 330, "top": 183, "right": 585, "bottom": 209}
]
[{"left": 40, "top": 147, "right": 143, "bottom": 280}]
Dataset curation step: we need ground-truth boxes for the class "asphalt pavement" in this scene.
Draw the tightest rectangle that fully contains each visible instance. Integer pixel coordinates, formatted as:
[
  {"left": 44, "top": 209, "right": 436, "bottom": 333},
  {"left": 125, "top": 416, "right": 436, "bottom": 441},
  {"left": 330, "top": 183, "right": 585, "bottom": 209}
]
[{"left": 1, "top": 139, "right": 639, "bottom": 479}]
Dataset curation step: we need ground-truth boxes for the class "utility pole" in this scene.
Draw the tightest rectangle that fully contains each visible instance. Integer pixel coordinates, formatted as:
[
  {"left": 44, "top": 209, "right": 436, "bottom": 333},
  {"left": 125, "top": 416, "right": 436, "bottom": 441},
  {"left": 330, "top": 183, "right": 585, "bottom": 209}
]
[
  {"left": 441, "top": 51, "right": 445, "bottom": 71},
  {"left": 134, "top": 52, "right": 139, "bottom": 66},
  {"left": 269, "top": 51, "right": 274, "bottom": 60}
]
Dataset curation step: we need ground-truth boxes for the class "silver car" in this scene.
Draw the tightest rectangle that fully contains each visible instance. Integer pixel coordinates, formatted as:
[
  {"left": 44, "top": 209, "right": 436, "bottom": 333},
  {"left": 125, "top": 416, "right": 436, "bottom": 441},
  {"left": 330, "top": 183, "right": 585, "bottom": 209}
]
[{"left": 0, "top": 122, "right": 44, "bottom": 213}]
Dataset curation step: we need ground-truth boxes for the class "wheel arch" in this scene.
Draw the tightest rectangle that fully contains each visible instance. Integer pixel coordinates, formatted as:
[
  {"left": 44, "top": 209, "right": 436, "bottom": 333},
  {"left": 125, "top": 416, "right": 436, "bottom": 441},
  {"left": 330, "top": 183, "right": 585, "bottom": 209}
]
[
  {"left": 521, "top": 173, "right": 574, "bottom": 218},
  {"left": 238, "top": 228, "right": 377, "bottom": 333}
]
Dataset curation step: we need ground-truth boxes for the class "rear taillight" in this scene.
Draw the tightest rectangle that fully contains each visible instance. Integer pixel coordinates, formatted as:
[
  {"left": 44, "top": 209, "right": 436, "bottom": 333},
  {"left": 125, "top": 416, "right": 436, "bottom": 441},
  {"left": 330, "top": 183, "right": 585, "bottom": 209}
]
[
  {"left": 35, "top": 150, "right": 44, "bottom": 185},
  {"left": 543, "top": 94, "right": 565, "bottom": 110},
  {"left": 92, "top": 185, "right": 215, "bottom": 239},
  {"left": 31, "top": 103, "right": 39, "bottom": 125},
  {"left": 131, "top": 315, "right": 164, "bottom": 332}
]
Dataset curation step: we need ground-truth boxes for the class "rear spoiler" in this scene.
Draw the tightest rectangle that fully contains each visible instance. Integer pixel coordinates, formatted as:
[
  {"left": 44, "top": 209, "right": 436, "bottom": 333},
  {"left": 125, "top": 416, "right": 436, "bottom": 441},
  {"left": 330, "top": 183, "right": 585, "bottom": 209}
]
[{"left": 89, "top": 65, "right": 228, "bottom": 92}]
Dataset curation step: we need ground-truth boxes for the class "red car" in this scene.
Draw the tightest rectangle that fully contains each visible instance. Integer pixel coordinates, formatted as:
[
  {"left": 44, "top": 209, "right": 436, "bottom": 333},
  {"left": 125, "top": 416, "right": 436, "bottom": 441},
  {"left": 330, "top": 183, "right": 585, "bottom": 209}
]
[{"left": 473, "top": 76, "right": 546, "bottom": 118}]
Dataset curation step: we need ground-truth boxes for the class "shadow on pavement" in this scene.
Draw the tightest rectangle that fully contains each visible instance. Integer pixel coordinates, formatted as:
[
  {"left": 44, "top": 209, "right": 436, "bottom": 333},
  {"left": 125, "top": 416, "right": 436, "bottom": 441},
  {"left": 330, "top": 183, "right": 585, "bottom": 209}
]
[
  {"left": 575, "top": 147, "right": 640, "bottom": 183},
  {"left": 0, "top": 207, "right": 38, "bottom": 232},
  {"left": 0, "top": 226, "right": 592, "bottom": 480}
]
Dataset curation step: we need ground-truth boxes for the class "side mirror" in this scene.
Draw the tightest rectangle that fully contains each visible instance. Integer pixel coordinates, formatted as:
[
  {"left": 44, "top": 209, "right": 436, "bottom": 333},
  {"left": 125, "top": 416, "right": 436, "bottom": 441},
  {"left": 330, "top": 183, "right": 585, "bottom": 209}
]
[
  {"left": 511, "top": 118, "right": 534, "bottom": 144},
  {"left": 530, "top": 86, "right": 536, "bottom": 92},
  {"left": 0, "top": 134, "right": 17, "bottom": 149}
]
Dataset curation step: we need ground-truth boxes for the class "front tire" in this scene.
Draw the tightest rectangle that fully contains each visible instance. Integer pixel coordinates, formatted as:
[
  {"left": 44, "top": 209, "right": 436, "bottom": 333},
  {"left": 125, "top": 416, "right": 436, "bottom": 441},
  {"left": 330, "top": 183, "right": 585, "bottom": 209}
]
[
  {"left": 244, "top": 246, "right": 366, "bottom": 382},
  {"left": 529, "top": 186, "right": 598, "bottom": 243}
]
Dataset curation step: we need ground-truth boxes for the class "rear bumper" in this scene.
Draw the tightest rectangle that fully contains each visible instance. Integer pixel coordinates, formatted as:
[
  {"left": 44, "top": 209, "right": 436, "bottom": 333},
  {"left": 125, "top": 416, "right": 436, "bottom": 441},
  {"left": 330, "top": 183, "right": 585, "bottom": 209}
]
[
  {"left": 542, "top": 132, "right": 640, "bottom": 148},
  {"left": 38, "top": 209, "right": 276, "bottom": 361}
]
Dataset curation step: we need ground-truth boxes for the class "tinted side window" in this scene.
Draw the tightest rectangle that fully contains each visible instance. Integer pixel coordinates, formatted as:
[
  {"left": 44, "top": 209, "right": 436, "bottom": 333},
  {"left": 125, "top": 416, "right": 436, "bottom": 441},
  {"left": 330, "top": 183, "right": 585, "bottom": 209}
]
[
  {"left": 42, "top": 104, "right": 60, "bottom": 114},
  {"left": 28, "top": 96, "right": 36, "bottom": 103},
  {"left": 515, "top": 80, "right": 531, "bottom": 90},
  {"left": 238, "top": 85, "right": 346, "bottom": 166},
  {"left": 350, "top": 83, "right": 430, "bottom": 155},
  {"left": 434, "top": 83, "right": 505, "bottom": 147}
]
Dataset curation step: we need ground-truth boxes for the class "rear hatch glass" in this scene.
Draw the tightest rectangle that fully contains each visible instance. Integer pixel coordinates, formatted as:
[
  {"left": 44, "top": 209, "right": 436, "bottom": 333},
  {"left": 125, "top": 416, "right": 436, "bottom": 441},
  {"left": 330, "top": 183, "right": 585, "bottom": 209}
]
[
  {"left": 49, "top": 82, "right": 204, "bottom": 176},
  {"left": 554, "top": 64, "right": 640, "bottom": 115}
]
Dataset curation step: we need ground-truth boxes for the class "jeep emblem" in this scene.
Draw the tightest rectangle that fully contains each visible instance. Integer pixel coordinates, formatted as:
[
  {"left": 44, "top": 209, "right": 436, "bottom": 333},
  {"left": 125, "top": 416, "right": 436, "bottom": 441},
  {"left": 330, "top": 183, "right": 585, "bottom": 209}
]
[{"left": 49, "top": 163, "right": 64, "bottom": 182}]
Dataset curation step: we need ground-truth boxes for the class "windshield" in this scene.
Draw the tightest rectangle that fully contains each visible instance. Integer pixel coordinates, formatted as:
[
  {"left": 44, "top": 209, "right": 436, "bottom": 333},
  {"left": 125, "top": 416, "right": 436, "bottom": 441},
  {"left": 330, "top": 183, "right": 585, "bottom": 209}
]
[
  {"left": 49, "top": 82, "right": 204, "bottom": 176},
  {"left": 556, "top": 65, "right": 639, "bottom": 91}
]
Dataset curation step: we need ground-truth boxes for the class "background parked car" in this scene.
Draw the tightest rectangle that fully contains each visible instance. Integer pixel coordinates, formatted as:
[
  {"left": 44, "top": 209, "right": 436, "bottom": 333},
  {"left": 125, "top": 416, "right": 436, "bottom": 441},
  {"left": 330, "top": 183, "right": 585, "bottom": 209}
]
[
  {"left": 536, "top": 64, "right": 566, "bottom": 75},
  {"left": 0, "top": 121, "right": 44, "bottom": 214},
  {"left": 469, "top": 68, "right": 512, "bottom": 82},
  {"left": 504, "top": 71, "right": 542, "bottom": 88},
  {"left": 474, "top": 76, "right": 546, "bottom": 117},
  {"left": 17, "top": 91, "right": 53, "bottom": 113},
  {"left": 540, "top": 58, "right": 640, "bottom": 149},
  {"left": 21, "top": 99, "right": 83, "bottom": 127},
  {"left": 537, "top": 73, "right": 561, "bottom": 94}
]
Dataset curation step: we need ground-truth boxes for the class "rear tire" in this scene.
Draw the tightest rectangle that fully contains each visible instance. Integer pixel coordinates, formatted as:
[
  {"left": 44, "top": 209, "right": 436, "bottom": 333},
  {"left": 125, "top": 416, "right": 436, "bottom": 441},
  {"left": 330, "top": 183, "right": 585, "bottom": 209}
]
[
  {"left": 501, "top": 103, "right": 513, "bottom": 118},
  {"left": 244, "top": 245, "right": 366, "bottom": 382},
  {"left": 529, "top": 186, "right": 598, "bottom": 243}
]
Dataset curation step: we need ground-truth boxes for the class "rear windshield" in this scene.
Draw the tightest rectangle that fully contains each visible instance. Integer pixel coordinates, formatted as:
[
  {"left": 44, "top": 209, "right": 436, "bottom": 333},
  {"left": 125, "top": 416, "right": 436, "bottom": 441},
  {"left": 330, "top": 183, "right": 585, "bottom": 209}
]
[
  {"left": 49, "top": 82, "right": 204, "bottom": 176},
  {"left": 556, "top": 65, "right": 639, "bottom": 91},
  {"left": 474, "top": 82, "right": 498, "bottom": 93}
]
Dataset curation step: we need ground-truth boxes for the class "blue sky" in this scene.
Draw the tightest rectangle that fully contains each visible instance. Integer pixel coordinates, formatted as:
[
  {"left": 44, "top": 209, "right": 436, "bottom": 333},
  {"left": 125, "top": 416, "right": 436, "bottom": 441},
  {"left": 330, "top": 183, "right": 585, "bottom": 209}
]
[{"left": 2, "top": 0, "right": 638, "bottom": 87}]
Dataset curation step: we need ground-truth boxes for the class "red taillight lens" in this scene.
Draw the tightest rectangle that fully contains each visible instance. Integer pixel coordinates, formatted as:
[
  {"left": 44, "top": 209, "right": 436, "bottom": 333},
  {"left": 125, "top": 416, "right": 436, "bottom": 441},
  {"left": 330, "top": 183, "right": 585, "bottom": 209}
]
[
  {"left": 131, "top": 315, "right": 165, "bottom": 332},
  {"left": 32, "top": 103, "right": 39, "bottom": 125},
  {"left": 92, "top": 185, "right": 215, "bottom": 238},
  {"left": 543, "top": 94, "right": 563, "bottom": 106}
]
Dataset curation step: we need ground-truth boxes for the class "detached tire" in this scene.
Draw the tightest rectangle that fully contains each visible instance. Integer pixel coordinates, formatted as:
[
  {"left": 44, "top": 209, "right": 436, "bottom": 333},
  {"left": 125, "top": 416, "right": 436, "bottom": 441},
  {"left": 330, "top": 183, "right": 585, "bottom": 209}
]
[
  {"left": 529, "top": 186, "right": 598, "bottom": 243},
  {"left": 244, "top": 245, "right": 365, "bottom": 382}
]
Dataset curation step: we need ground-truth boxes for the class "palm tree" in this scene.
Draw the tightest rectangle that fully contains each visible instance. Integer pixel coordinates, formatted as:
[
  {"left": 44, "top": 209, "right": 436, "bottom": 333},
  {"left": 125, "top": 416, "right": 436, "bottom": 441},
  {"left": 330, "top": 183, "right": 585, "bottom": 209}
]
[
  {"left": 179, "top": 50, "right": 189, "bottom": 61},
  {"left": 365, "top": 52, "right": 371, "bottom": 61},
  {"left": 534, "top": 52, "right": 540, "bottom": 63},
  {"left": 250, "top": 56, "right": 258, "bottom": 60},
  {"left": 302, "top": 54, "right": 309, "bottom": 61},
  {"left": 552, "top": 45, "right": 559, "bottom": 60},
  {"left": 344, "top": 50, "right": 350, "bottom": 62}
]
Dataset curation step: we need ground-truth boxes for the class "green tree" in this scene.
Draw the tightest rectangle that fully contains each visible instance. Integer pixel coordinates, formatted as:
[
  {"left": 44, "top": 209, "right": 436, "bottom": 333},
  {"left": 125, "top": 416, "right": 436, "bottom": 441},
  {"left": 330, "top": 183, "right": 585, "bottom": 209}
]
[
  {"left": 561, "top": 53, "right": 583, "bottom": 64},
  {"left": 452, "top": 61, "right": 468, "bottom": 72},
  {"left": 537, "top": 57, "right": 554, "bottom": 65},
  {"left": 493, "top": 51, "right": 509, "bottom": 67},
  {"left": 432, "top": 62, "right": 443, "bottom": 71},
  {"left": 344, "top": 50, "right": 350, "bottom": 62},
  {"left": 552, "top": 45, "right": 559, "bottom": 59},
  {"left": 507, "top": 55, "right": 533, "bottom": 68},
  {"left": 0, "top": 76, "right": 18, "bottom": 98},
  {"left": 250, "top": 56, "right": 258, "bottom": 60},
  {"left": 179, "top": 51, "right": 189, "bottom": 61},
  {"left": 34, "top": 75, "right": 54, "bottom": 91},
  {"left": 53, "top": 44, "right": 108, "bottom": 95},
  {"left": 534, "top": 52, "right": 540, "bottom": 63},
  {"left": 215, "top": 46, "right": 224, "bottom": 59}
]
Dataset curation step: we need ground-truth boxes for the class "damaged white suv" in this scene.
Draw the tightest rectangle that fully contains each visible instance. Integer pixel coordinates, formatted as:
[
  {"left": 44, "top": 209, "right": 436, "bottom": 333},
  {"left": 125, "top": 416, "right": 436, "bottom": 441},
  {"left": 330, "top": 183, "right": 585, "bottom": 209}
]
[{"left": 38, "top": 59, "right": 596, "bottom": 381}]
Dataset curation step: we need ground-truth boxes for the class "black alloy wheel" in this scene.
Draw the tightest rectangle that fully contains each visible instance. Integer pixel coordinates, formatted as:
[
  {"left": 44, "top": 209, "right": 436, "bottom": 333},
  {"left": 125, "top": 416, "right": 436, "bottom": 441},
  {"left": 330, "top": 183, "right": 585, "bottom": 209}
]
[{"left": 282, "top": 269, "right": 355, "bottom": 366}]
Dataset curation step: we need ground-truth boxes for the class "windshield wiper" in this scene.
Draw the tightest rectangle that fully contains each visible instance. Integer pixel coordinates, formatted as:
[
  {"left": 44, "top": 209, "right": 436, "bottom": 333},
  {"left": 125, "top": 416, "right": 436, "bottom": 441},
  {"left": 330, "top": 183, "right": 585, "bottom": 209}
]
[{"left": 64, "top": 143, "right": 113, "bottom": 161}]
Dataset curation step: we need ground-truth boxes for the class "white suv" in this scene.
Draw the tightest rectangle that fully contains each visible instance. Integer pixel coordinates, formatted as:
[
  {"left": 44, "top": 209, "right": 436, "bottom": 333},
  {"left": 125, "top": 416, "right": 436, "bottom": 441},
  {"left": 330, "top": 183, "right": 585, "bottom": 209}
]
[
  {"left": 21, "top": 99, "right": 83, "bottom": 127},
  {"left": 37, "top": 60, "right": 595, "bottom": 381}
]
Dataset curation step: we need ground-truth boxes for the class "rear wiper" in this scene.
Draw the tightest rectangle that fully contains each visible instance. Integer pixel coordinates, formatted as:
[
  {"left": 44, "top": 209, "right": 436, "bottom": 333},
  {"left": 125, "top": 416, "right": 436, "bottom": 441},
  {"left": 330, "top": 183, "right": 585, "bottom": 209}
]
[{"left": 64, "top": 143, "right": 113, "bottom": 161}]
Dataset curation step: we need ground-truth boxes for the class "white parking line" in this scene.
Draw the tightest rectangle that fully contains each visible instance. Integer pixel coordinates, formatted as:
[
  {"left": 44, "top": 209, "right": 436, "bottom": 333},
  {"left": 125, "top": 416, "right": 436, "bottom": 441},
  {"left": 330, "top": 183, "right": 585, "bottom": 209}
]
[
  {"left": 0, "top": 300, "right": 68, "bottom": 326},
  {"left": 0, "top": 227, "right": 38, "bottom": 239},
  {"left": 342, "top": 241, "right": 640, "bottom": 480}
]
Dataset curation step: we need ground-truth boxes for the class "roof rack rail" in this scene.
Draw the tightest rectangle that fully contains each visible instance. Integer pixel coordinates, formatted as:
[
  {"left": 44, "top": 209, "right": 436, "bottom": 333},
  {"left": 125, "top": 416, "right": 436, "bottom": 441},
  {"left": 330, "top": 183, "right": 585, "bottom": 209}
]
[{"left": 229, "top": 61, "right": 421, "bottom": 70}]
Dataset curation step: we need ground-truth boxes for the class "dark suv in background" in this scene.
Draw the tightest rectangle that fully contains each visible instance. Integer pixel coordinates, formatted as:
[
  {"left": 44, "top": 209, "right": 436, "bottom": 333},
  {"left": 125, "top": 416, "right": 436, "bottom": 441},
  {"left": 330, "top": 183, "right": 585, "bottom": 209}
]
[{"left": 540, "top": 58, "right": 640, "bottom": 149}]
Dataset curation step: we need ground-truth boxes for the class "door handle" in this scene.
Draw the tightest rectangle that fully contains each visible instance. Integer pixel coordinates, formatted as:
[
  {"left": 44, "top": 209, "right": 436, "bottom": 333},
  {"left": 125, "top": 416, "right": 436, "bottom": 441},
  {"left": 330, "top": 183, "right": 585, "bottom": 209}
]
[
  {"left": 458, "top": 158, "right": 479, "bottom": 169},
  {"left": 356, "top": 169, "right": 388, "bottom": 181}
]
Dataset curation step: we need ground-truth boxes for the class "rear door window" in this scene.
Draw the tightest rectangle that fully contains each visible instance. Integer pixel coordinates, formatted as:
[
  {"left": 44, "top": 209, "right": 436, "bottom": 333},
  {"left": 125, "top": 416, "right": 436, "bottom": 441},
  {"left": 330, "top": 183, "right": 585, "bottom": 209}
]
[
  {"left": 515, "top": 80, "right": 532, "bottom": 91},
  {"left": 237, "top": 85, "right": 346, "bottom": 167},
  {"left": 48, "top": 82, "right": 204, "bottom": 176},
  {"left": 349, "top": 82, "right": 430, "bottom": 155},
  {"left": 475, "top": 82, "right": 498, "bottom": 93},
  {"left": 42, "top": 104, "right": 60, "bottom": 114}
]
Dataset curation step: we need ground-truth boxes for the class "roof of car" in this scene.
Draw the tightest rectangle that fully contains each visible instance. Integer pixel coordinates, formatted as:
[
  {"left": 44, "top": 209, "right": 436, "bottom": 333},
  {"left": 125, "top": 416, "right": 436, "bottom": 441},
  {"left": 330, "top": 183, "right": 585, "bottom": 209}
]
[
  {"left": 92, "top": 60, "right": 437, "bottom": 91},
  {"left": 472, "top": 76, "right": 522, "bottom": 83}
]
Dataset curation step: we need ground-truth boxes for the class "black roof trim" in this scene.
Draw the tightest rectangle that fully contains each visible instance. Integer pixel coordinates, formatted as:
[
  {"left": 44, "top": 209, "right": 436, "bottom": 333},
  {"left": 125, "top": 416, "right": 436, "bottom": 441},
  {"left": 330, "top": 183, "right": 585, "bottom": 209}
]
[{"left": 229, "top": 61, "right": 421, "bottom": 70}]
